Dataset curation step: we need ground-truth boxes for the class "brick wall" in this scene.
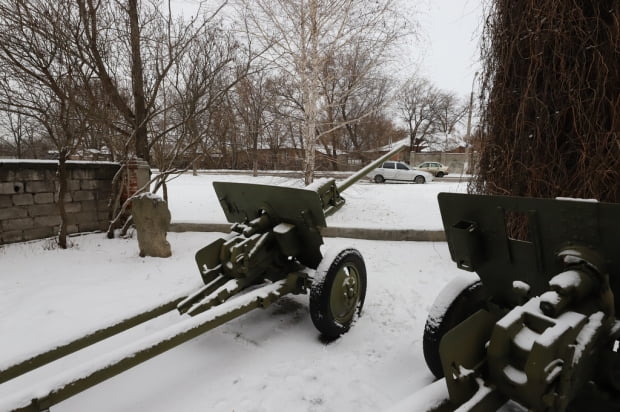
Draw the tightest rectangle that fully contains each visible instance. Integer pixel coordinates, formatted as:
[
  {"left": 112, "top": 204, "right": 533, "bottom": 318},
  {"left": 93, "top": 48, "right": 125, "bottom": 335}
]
[{"left": 0, "top": 160, "right": 121, "bottom": 245}]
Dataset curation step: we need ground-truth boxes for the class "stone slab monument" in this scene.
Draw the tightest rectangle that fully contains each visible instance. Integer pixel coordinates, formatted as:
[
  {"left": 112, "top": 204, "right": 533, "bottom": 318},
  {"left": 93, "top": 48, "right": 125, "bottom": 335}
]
[{"left": 131, "top": 193, "right": 172, "bottom": 258}]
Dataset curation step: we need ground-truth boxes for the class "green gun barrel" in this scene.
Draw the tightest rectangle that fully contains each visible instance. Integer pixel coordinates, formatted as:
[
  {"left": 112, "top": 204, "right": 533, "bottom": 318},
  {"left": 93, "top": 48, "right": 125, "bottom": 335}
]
[
  {"left": 316, "top": 143, "right": 408, "bottom": 217},
  {"left": 337, "top": 143, "right": 407, "bottom": 193}
]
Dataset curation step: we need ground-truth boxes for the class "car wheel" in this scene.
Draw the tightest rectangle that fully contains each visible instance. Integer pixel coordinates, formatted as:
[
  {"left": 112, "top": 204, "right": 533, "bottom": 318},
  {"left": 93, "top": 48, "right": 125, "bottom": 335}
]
[
  {"left": 436, "top": 172, "right": 444, "bottom": 178},
  {"left": 374, "top": 175, "right": 385, "bottom": 183},
  {"left": 414, "top": 175, "right": 425, "bottom": 184}
]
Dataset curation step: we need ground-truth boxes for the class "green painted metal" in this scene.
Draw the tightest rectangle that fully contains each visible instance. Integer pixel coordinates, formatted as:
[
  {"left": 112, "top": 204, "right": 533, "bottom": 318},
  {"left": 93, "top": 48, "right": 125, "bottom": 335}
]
[
  {"left": 4, "top": 274, "right": 304, "bottom": 412},
  {"left": 430, "top": 193, "right": 620, "bottom": 411},
  {"left": 183, "top": 145, "right": 406, "bottom": 315},
  {"left": 438, "top": 193, "right": 620, "bottom": 311},
  {"left": 212, "top": 181, "right": 326, "bottom": 269},
  {"left": 329, "top": 260, "right": 362, "bottom": 324},
  {"left": 0, "top": 296, "right": 184, "bottom": 385}
]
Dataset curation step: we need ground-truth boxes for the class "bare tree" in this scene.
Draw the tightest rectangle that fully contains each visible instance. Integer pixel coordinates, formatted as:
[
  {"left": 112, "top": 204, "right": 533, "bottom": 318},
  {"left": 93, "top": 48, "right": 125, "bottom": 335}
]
[
  {"left": 318, "top": 47, "right": 392, "bottom": 167},
  {"left": 0, "top": 0, "right": 253, "bottom": 241},
  {"left": 0, "top": 83, "right": 86, "bottom": 251},
  {"left": 0, "top": 112, "right": 40, "bottom": 158},
  {"left": 352, "top": 112, "right": 405, "bottom": 152},
  {"left": 0, "top": 0, "right": 107, "bottom": 248},
  {"left": 241, "top": 72, "right": 297, "bottom": 170},
  {"left": 396, "top": 77, "right": 441, "bottom": 153},
  {"left": 433, "top": 92, "right": 468, "bottom": 151},
  {"left": 230, "top": 71, "right": 274, "bottom": 175},
  {"left": 149, "top": 25, "right": 245, "bottom": 174},
  {"left": 239, "top": 0, "right": 411, "bottom": 184},
  {"left": 72, "top": 0, "right": 230, "bottom": 164}
]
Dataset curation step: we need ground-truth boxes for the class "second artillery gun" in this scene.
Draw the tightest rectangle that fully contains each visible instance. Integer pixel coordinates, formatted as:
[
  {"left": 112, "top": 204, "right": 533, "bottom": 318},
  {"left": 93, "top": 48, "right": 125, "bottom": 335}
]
[
  {"left": 421, "top": 193, "right": 620, "bottom": 411},
  {"left": 178, "top": 144, "right": 407, "bottom": 338}
]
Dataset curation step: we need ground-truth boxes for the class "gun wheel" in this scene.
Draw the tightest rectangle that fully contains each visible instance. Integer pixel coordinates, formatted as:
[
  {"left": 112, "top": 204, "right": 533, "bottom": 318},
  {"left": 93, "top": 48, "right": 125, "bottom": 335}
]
[
  {"left": 596, "top": 338, "right": 620, "bottom": 394},
  {"left": 423, "top": 274, "right": 487, "bottom": 379},
  {"left": 310, "top": 248, "right": 367, "bottom": 340}
]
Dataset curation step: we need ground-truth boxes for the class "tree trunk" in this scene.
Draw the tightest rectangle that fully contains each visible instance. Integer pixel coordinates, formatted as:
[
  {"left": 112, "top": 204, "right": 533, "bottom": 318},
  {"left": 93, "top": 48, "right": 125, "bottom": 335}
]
[
  {"left": 56, "top": 149, "right": 69, "bottom": 249},
  {"left": 128, "top": 0, "right": 149, "bottom": 163},
  {"left": 252, "top": 131, "right": 259, "bottom": 177},
  {"left": 330, "top": 137, "right": 339, "bottom": 171},
  {"left": 303, "top": 108, "right": 318, "bottom": 184},
  {"left": 302, "top": 0, "right": 320, "bottom": 185},
  {"left": 106, "top": 164, "right": 127, "bottom": 239}
]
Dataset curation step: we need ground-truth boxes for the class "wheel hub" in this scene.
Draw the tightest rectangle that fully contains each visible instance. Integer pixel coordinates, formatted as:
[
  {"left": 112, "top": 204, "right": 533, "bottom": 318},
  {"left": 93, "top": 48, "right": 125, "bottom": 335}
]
[
  {"left": 330, "top": 265, "right": 360, "bottom": 322},
  {"left": 343, "top": 276, "right": 357, "bottom": 299}
]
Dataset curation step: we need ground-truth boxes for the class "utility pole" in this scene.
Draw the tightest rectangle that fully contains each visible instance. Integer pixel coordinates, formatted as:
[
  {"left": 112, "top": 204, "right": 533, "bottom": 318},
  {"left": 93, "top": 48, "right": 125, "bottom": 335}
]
[{"left": 464, "top": 71, "right": 478, "bottom": 174}]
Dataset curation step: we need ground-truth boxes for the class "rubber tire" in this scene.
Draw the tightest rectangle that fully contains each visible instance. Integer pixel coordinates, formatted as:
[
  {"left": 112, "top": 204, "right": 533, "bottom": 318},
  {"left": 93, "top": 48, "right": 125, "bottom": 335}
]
[
  {"left": 414, "top": 175, "right": 425, "bottom": 184},
  {"left": 596, "top": 338, "right": 620, "bottom": 394},
  {"left": 570, "top": 338, "right": 620, "bottom": 411},
  {"left": 422, "top": 277, "right": 487, "bottom": 379},
  {"left": 374, "top": 175, "right": 385, "bottom": 183},
  {"left": 436, "top": 172, "right": 445, "bottom": 178},
  {"left": 310, "top": 248, "right": 367, "bottom": 339}
]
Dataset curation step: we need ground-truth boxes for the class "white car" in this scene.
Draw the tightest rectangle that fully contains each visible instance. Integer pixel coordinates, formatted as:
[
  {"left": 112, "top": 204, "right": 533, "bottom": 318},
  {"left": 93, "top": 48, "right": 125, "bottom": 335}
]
[{"left": 368, "top": 161, "right": 433, "bottom": 184}]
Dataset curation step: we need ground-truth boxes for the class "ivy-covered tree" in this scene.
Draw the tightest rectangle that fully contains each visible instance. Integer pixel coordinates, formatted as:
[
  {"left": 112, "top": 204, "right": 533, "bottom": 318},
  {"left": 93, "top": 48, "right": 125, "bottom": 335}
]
[{"left": 472, "top": 0, "right": 620, "bottom": 202}]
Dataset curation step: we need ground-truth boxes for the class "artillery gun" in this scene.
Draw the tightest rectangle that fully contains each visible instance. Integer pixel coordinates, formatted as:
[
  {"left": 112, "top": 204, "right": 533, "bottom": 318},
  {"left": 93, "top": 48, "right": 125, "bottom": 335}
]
[
  {"left": 0, "top": 145, "right": 406, "bottom": 412},
  {"left": 422, "top": 193, "right": 620, "bottom": 411},
  {"left": 178, "top": 143, "right": 407, "bottom": 338}
]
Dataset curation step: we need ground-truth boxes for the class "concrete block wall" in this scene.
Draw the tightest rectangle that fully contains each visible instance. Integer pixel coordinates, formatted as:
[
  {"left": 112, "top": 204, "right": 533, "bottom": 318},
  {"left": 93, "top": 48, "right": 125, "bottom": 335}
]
[{"left": 0, "top": 160, "right": 120, "bottom": 245}]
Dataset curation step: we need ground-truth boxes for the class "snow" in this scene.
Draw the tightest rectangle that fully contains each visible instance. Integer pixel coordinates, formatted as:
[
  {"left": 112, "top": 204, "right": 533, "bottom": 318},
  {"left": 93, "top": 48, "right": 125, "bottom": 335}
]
[
  {"left": 165, "top": 173, "right": 468, "bottom": 230},
  {"left": 513, "top": 327, "right": 538, "bottom": 353},
  {"left": 425, "top": 272, "right": 480, "bottom": 331},
  {"left": 304, "top": 177, "right": 333, "bottom": 192},
  {"left": 454, "top": 377, "right": 495, "bottom": 412},
  {"left": 555, "top": 197, "right": 599, "bottom": 203},
  {"left": 560, "top": 251, "right": 586, "bottom": 266},
  {"left": 512, "top": 281, "right": 530, "bottom": 296},
  {"left": 0, "top": 159, "right": 118, "bottom": 165},
  {"left": 273, "top": 222, "right": 294, "bottom": 235},
  {"left": 573, "top": 312, "right": 605, "bottom": 366},
  {"left": 502, "top": 365, "right": 528, "bottom": 386},
  {"left": 548, "top": 270, "right": 586, "bottom": 293},
  {"left": 0, "top": 172, "right": 525, "bottom": 412},
  {"left": 0, "top": 279, "right": 290, "bottom": 412},
  {"left": 134, "top": 192, "right": 165, "bottom": 202},
  {"left": 384, "top": 379, "right": 449, "bottom": 412}
]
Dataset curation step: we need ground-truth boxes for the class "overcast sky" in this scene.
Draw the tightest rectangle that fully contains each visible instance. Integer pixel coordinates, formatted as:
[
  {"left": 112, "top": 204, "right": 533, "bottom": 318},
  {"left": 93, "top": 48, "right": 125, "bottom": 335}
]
[
  {"left": 414, "top": 0, "right": 483, "bottom": 97},
  {"left": 171, "top": 0, "right": 484, "bottom": 98}
]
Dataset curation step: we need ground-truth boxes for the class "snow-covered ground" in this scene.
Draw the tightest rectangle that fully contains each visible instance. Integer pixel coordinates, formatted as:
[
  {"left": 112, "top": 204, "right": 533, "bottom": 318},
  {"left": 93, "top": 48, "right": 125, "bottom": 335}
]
[
  {"left": 0, "top": 173, "right": 492, "bottom": 412},
  {"left": 166, "top": 173, "right": 469, "bottom": 230}
]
